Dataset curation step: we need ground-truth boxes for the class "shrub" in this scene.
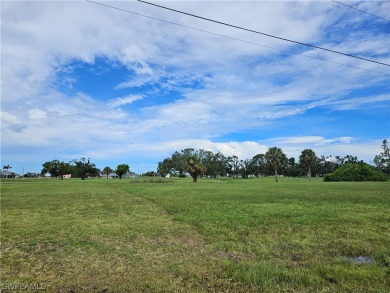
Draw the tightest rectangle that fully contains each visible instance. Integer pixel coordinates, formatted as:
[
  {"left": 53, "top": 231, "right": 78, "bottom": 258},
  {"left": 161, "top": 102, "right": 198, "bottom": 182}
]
[{"left": 324, "top": 163, "right": 389, "bottom": 182}]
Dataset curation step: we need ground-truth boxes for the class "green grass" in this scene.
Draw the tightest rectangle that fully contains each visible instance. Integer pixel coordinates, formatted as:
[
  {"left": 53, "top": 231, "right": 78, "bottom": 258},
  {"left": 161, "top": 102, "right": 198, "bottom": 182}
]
[{"left": 1, "top": 177, "right": 389, "bottom": 292}]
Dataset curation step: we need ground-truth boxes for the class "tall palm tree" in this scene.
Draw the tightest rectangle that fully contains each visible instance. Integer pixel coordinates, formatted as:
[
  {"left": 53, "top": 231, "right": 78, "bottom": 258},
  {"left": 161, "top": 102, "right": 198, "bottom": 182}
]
[
  {"left": 265, "top": 147, "right": 287, "bottom": 182},
  {"left": 299, "top": 149, "right": 317, "bottom": 181},
  {"left": 3, "top": 164, "right": 11, "bottom": 171}
]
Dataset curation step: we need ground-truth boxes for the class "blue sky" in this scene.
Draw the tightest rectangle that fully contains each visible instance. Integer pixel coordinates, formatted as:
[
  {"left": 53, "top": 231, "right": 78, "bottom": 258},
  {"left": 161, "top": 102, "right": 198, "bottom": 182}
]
[{"left": 1, "top": 0, "right": 389, "bottom": 174}]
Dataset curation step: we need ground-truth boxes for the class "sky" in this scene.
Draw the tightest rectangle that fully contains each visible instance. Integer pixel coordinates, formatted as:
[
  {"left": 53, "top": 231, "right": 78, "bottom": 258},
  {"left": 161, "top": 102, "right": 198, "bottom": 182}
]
[{"left": 1, "top": 0, "right": 389, "bottom": 175}]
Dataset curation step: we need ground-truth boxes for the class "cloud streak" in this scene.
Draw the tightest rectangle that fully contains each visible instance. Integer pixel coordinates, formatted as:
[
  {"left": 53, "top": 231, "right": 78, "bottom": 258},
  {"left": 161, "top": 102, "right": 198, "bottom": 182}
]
[{"left": 108, "top": 95, "right": 144, "bottom": 108}]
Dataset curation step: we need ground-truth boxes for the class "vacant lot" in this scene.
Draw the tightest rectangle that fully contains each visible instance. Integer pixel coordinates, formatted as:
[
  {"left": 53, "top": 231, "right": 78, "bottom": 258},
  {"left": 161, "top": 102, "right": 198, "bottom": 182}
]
[{"left": 1, "top": 177, "right": 389, "bottom": 292}]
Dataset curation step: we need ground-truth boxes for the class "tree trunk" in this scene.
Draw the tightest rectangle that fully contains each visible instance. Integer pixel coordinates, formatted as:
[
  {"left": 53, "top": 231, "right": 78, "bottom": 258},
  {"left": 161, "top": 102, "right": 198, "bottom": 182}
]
[
  {"left": 192, "top": 174, "right": 198, "bottom": 182},
  {"left": 308, "top": 167, "right": 312, "bottom": 181},
  {"left": 274, "top": 168, "right": 278, "bottom": 182}
]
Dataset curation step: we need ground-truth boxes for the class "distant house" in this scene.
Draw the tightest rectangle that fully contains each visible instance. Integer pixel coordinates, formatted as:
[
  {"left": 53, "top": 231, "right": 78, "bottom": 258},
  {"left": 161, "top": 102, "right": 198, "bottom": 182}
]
[
  {"left": 0, "top": 170, "right": 20, "bottom": 179},
  {"left": 123, "top": 172, "right": 139, "bottom": 178},
  {"left": 107, "top": 173, "right": 119, "bottom": 179},
  {"left": 165, "top": 169, "right": 190, "bottom": 178},
  {"left": 101, "top": 172, "right": 139, "bottom": 179}
]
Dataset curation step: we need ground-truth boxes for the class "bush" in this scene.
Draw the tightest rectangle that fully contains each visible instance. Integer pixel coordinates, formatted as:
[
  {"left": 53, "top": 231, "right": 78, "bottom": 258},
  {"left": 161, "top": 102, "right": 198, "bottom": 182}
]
[{"left": 324, "top": 163, "right": 389, "bottom": 182}]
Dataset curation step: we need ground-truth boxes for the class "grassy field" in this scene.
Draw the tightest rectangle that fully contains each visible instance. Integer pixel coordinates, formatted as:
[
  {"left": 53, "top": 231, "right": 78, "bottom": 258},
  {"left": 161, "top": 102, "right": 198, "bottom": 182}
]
[{"left": 1, "top": 177, "right": 389, "bottom": 292}]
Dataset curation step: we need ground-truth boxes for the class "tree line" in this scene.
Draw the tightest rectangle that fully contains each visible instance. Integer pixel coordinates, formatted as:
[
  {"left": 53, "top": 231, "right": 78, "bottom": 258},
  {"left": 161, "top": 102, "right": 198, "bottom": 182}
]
[
  {"left": 3, "top": 140, "right": 389, "bottom": 181},
  {"left": 157, "top": 140, "right": 390, "bottom": 182},
  {"left": 41, "top": 159, "right": 130, "bottom": 180}
]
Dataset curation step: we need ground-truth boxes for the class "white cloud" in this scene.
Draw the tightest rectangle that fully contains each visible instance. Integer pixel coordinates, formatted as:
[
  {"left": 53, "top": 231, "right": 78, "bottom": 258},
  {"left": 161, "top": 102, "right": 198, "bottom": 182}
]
[
  {"left": 97, "top": 139, "right": 268, "bottom": 161},
  {"left": 115, "top": 74, "right": 158, "bottom": 89},
  {"left": 0, "top": 111, "right": 21, "bottom": 125},
  {"left": 267, "top": 136, "right": 355, "bottom": 146},
  {"left": 309, "top": 94, "right": 390, "bottom": 111},
  {"left": 28, "top": 109, "right": 47, "bottom": 119},
  {"left": 108, "top": 95, "right": 144, "bottom": 108},
  {"left": 213, "top": 141, "right": 268, "bottom": 159}
]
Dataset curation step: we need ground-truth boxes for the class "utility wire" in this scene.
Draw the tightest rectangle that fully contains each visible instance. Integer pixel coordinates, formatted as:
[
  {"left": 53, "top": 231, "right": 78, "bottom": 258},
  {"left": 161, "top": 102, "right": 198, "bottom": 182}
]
[
  {"left": 85, "top": 0, "right": 388, "bottom": 75},
  {"left": 331, "top": 0, "right": 390, "bottom": 23},
  {"left": 137, "top": 0, "right": 390, "bottom": 67}
]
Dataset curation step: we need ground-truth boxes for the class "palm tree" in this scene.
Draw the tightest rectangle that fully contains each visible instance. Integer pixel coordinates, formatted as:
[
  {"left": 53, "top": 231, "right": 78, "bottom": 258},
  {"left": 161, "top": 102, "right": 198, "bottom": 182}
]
[
  {"left": 3, "top": 164, "right": 11, "bottom": 171},
  {"left": 265, "top": 147, "right": 287, "bottom": 182},
  {"left": 185, "top": 156, "right": 207, "bottom": 182},
  {"left": 299, "top": 149, "right": 317, "bottom": 181}
]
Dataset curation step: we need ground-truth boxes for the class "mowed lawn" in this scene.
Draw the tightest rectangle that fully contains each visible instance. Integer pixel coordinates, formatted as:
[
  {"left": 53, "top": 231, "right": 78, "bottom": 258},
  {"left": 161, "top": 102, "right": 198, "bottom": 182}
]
[{"left": 1, "top": 177, "right": 389, "bottom": 292}]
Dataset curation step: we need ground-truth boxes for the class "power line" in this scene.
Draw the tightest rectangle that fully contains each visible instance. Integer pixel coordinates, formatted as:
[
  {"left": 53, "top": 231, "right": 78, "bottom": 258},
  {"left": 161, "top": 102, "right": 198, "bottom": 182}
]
[
  {"left": 137, "top": 0, "right": 390, "bottom": 67},
  {"left": 85, "top": 0, "right": 388, "bottom": 75},
  {"left": 331, "top": 0, "right": 390, "bottom": 23}
]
